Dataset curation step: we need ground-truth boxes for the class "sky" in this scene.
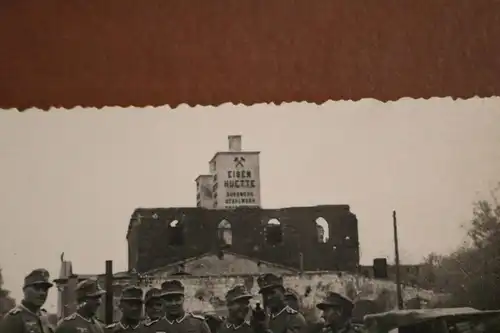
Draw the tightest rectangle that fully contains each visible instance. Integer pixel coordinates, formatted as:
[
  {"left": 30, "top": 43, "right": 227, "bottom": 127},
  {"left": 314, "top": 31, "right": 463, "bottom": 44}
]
[{"left": 0, "top": 97, "right": 499, "bottom": 311}]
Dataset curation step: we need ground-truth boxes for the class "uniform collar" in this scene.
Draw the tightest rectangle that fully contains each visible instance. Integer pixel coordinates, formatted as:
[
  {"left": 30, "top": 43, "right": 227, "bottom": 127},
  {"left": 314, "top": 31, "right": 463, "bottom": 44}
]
[
  {"left": 165, "top": 312, "right": 187, "bottom": 324},
  {"left": 270, "top": 305, "right": 289, "bottom": 319},
  {"left": 146, "top": 316, "right": 164, "bottom": 324},
  {"left": 76, "top": 312, "right": 96, "bottom": 323},
  {"left": 119, "top": 320, "right": 141, "bottom": 330},
  {"left": 225, "top": 320, "right": 249, "bottom": 329},
  {"left": 19, "top": 303, "right": 42, "bottom": 317}
]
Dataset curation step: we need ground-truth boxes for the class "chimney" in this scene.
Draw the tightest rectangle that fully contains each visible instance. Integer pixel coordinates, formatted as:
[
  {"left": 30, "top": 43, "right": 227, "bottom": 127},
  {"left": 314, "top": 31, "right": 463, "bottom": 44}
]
[{"left": 228, "top": 135, "right": 242, "bottom": 152}]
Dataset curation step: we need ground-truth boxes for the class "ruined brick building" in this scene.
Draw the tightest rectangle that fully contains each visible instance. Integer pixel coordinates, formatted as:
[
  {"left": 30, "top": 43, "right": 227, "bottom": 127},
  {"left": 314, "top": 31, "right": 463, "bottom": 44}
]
[{"left": 127, "top": 204, "right": 360, "bottom": 274}]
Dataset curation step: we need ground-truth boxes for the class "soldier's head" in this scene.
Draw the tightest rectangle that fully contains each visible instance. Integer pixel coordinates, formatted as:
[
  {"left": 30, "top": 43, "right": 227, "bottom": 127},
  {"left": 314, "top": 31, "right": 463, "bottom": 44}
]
[
  {"left": 145, "top": 287, "right": 165, "bottom": 320},
  {"left": 284, "top": 288, "right": 300, "bottom": 311},
  {"left": 257, "top": 273, "right": 286, "bottom": 311},
  {"left": 316, "top": 292, "right": 354, "bottom": 326},
  {"left": 161, "top": 280, "right": 185, "bottom": 317},
  {"left": 22, "top": 269, "right": 53, "bottom": 307},
  {"left": 76, "top": 278, "right": 106, "bottom": 316},
  {"left": 119, "top": 286, "right": 144, "bottom": 321},
  {"left": 226, "top": 285, "right": 252, "bottom": 320}
]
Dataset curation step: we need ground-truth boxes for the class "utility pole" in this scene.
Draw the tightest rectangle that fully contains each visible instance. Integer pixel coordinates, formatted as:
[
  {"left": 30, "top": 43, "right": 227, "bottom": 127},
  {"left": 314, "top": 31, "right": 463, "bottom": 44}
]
[{"left": 393, "top": 210, "right": 404, "bottom": 309}]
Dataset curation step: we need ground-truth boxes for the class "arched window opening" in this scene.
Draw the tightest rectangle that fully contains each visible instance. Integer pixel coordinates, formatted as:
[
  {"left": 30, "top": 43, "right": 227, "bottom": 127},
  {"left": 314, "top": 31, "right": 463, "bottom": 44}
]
[
  {"left": 217, "top": 219, "right": 233, "bottom": 247},
  {"left": 168, "top": 219, "right": 184, "bottom": 246},
  {"left": 315, "top": 217, "right": 330, "bottom": 243},
  {"left": 265, "top": 218, "right": 283, "bottom": 245}
]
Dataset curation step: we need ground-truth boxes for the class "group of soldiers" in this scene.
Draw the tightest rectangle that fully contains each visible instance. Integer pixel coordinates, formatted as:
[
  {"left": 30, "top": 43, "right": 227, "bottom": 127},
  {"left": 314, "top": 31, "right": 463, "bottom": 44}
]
[{"left": 0, "top": 268, "right": 363, "bottom": 333}]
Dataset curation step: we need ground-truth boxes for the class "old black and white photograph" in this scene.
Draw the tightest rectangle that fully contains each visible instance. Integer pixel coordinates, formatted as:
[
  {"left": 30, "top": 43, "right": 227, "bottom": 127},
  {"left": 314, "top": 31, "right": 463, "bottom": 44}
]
[
  {"left": 1, "top": 1, "right": 500, "bottom": 333},
  {"left": 1, "top": 99, "right": 500, "bottom": 333}
]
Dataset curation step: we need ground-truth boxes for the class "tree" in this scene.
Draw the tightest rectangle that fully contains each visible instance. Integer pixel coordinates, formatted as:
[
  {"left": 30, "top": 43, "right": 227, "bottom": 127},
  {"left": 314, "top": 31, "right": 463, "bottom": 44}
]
[
  {"left": 422, "top": 184, "right": 500, "bottom": 309},
  {"left": 0, "top": 267, "right": 16, "bottom": 319}
]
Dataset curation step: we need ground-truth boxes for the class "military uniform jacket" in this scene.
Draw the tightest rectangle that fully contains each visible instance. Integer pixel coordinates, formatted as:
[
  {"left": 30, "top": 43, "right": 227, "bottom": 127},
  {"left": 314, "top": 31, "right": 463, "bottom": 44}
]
[
  {"left": 54, "top": 312, "right": 106, "bottom": 333},
  {"left": 320, "top": 322, "right": 364, "bottom": 333},
  {"left": 144, "top": 313, "right": 211, "bottom": 333},
  {"left": 268, "top": 306, "right": 306, "bottom": 333},
  {"left": 105, "top": 320, "right": 143, "bottom": 333},
  {"left": 218, "top": 320, "right": 252, "bottom": 333},
  {"left": 0, "top": 304, "right": 54, "bottom": 333}
]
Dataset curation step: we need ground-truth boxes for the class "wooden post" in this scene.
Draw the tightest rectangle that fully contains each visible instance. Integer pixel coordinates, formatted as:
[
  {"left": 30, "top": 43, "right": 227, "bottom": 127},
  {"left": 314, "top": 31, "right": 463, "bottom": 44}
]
[{"left": 105, "top": 260, "right": 114, "bottom": 325}]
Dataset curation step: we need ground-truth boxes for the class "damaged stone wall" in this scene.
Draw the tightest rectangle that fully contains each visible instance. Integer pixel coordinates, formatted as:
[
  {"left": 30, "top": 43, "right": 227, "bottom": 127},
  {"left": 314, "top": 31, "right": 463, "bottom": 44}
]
[
  {"left": 102, "top": 271, "right": 434, "bottom": 323},
  {"left": 128, "top": 205, "right": 360, "bottom": 273}
]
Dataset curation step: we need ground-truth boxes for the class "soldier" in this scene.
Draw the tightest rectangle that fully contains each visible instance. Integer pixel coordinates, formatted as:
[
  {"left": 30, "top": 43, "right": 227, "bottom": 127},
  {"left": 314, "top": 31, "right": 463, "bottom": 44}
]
[
  {"left": 204, "top": 312, "right": 224, "bottom": 333},
  {"left": 142, "top": 288, "right": 164, "bottom": 327},
  {"left": 106, "top": 286, "right": 144, "bottom": 332},
  {"left": 149, "top": 280, "right": 211, "bottom": 333},
  {"left": 55, "top": 278, "right": 107, "bottom": 333},
  {"left": 253, "top": 273, "right": 306, "bottom": 333},
  {"left": 316, "top": 292, "right": 363, "bottom": 333},
  {"left": 219, "top": 285, "right": 253, "bottom": 333},
  {"left": 284, "top": 288, "right": 300, "bottom": 312},
  {"left": 0, "top": 268, "right": 54, "bottom": 333}
]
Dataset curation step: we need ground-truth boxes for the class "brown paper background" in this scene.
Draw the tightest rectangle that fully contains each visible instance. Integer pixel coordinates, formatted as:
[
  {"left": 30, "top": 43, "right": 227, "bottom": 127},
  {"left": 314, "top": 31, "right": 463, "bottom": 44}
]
[{"left": 1, "top": 0, "right": 499, "bottom": 110}]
